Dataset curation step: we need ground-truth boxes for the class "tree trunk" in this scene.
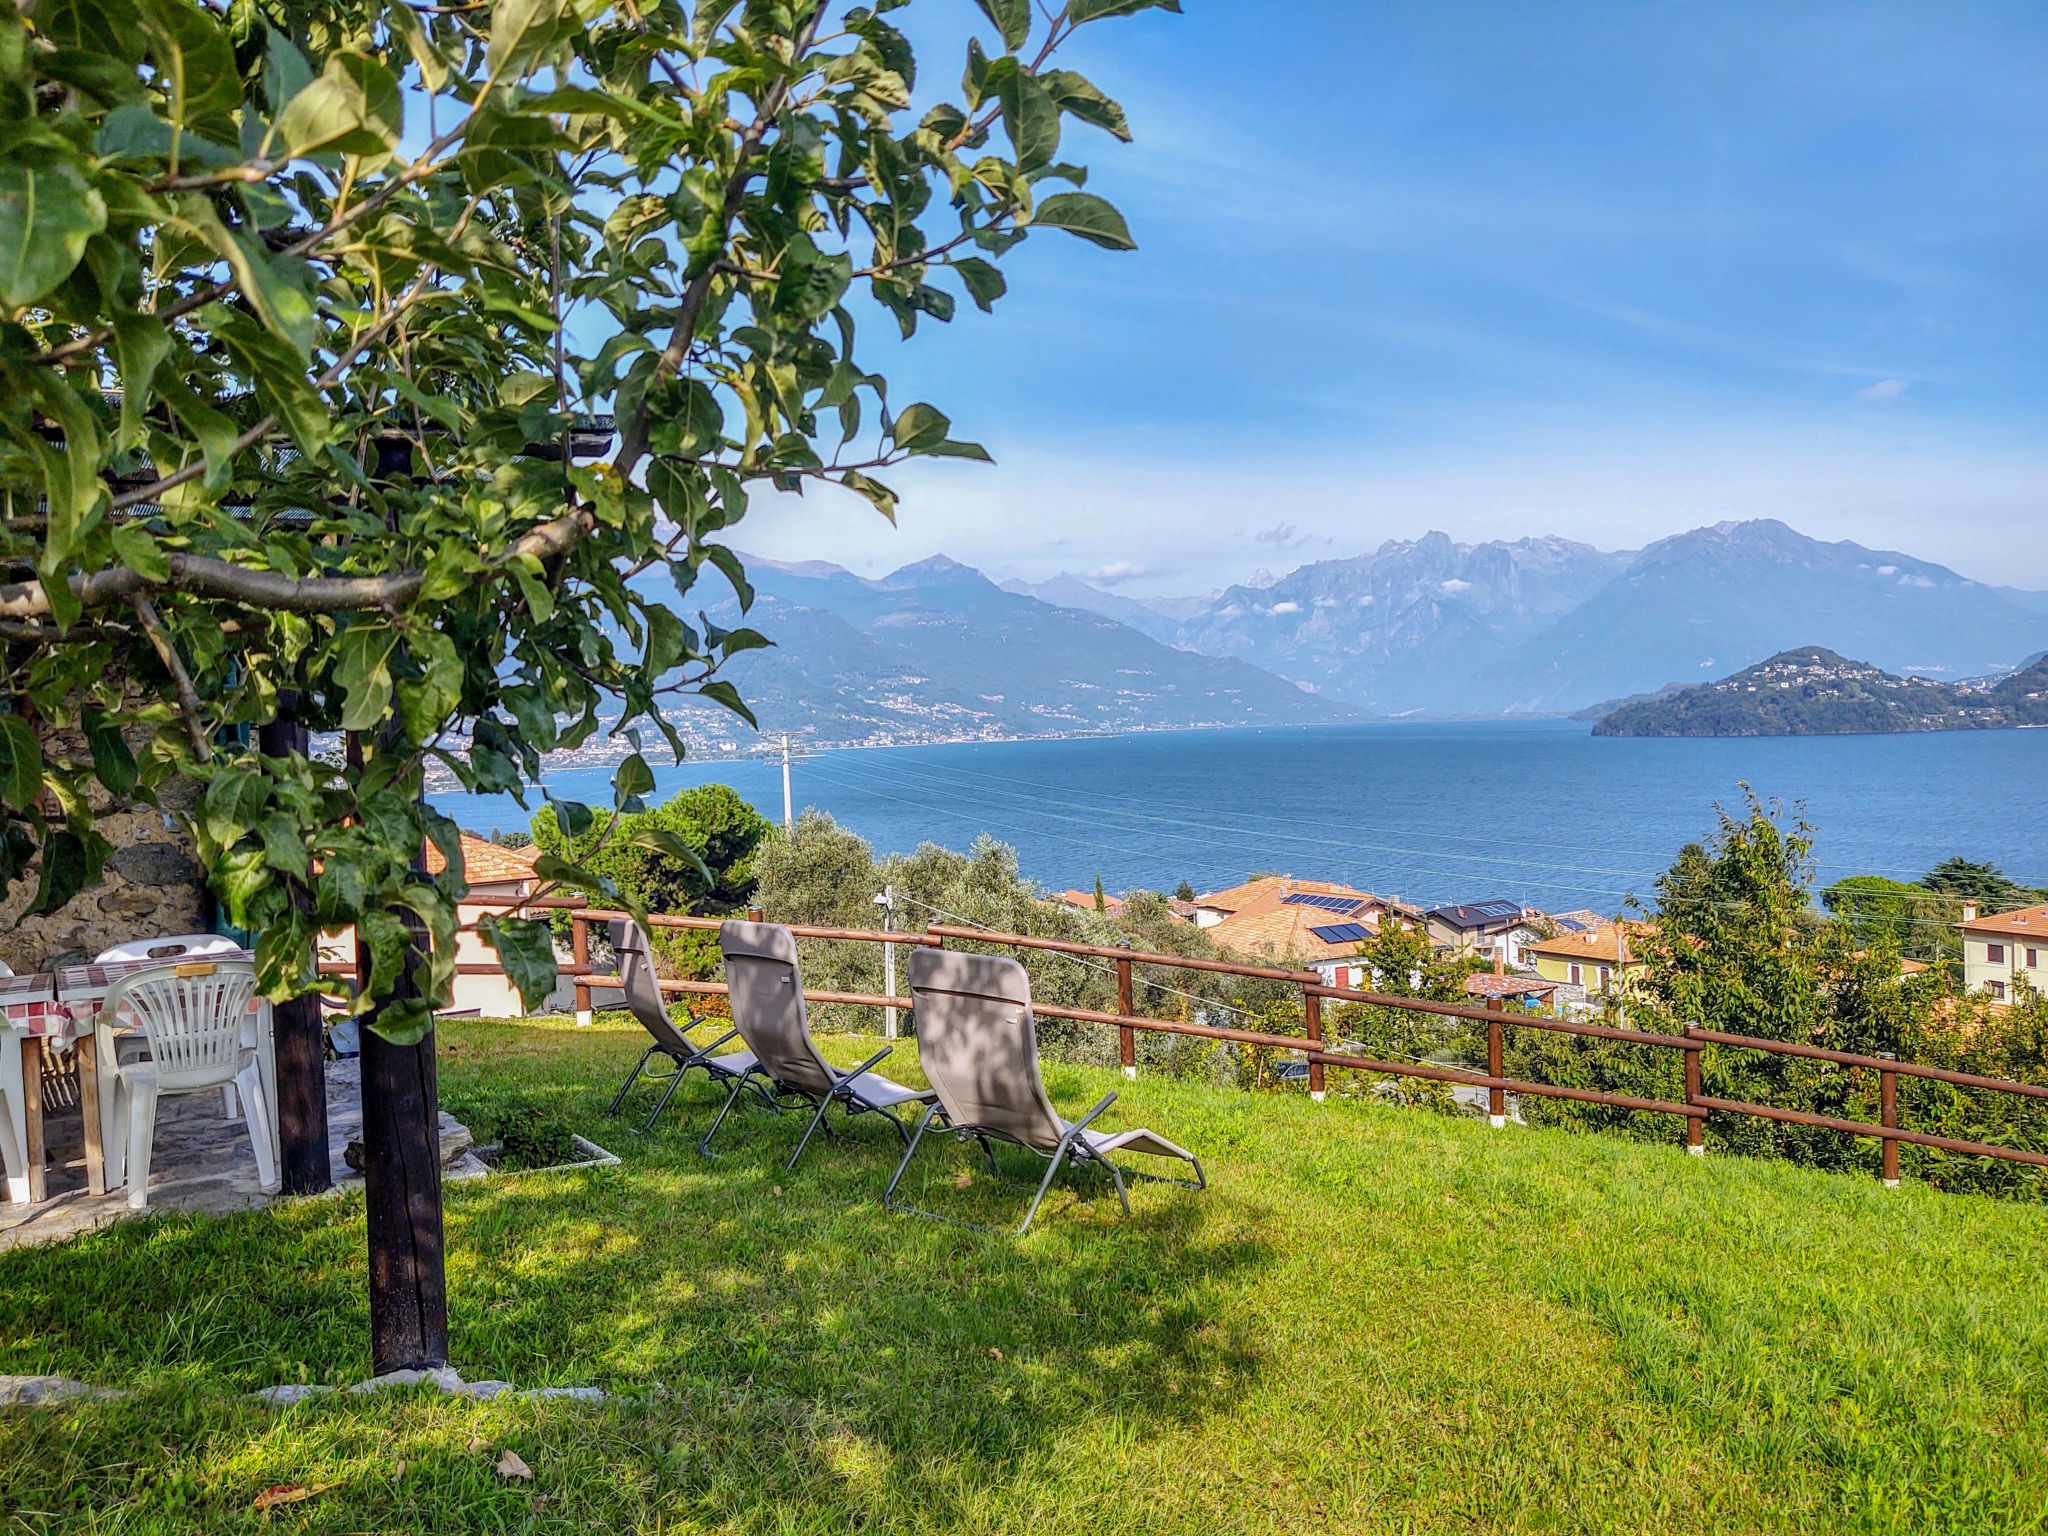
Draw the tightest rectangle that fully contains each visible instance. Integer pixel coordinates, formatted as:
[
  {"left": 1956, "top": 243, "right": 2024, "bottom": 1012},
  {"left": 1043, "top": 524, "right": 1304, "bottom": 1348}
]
[
  {"left": 256, "top": 702, "right": 330, "bottom": 1196},
  {"left": 350, "top": 732, "right": 449, "bottom": 1373}
]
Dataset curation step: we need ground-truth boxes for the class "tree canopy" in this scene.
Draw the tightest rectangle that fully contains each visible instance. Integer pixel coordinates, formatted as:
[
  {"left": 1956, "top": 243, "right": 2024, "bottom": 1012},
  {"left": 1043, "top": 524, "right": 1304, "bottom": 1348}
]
[{"left": 0, "top": 0, "right": 1175, "bottom": 1035}]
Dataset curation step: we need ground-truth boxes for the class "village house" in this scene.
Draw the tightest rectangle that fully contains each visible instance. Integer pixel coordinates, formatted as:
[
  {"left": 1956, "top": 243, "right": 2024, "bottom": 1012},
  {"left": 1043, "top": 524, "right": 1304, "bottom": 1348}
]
[
  {"left": 1525, "top": 922, "right": 1650, "bottom": 1010},
  {"left": 317, "top": 831, "right": 543, "bottom": 1018},
  {"left": 1957, "top": 901, "right": 2048, "bottom": 1002},
  {"left": 1053, "top": 888, "right": 1125, "bottom": 917},
  {"left": 1424, "top": 900, "right": 1544, "bottom": 969},
  {"left": 1196, "top": 877, "right": 1400, "bottom": 988}
]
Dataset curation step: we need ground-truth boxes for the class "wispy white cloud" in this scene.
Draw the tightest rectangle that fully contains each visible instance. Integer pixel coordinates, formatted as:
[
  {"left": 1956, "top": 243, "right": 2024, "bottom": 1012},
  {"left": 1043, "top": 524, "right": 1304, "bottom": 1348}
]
[
  {"left": 1857, "top": 378, "right": 1910, "bottom": 400},
  {"left": 1085, "top": 561, "right": 1155, "bottom": 585}
]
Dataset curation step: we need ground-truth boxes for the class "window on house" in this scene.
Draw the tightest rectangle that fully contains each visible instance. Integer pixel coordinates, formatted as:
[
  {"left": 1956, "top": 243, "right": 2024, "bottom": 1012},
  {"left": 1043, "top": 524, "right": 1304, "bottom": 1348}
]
[
  {"left": 1568, "top": 963, "right": 1582, "bottom": 986},
  {"left": 2028, "top": 949, "right": 2040, "bottom": 969},
  {"left": 1988, "top": 943, "right": 2005, "bottom": 963},
  {"left": 1598, "top": 966, "right": 1612, "bottom": 992},
  {"left": 1988, "top": 980, "right": 2006, "bottom": 1000}
]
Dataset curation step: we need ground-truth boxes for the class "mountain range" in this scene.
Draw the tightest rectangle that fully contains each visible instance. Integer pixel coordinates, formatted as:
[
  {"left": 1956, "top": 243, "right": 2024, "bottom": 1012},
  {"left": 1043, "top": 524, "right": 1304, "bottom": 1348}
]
[
  {"left": 1592, "top": 647, "right": 2048, "bottom": 737},
  {"left": 656, "top": 555, "right": 1347, "bottom": 751},
  {"left": 1007, "top": 520, "right": 2048, "bottom": 717},
  {"left": 626, "top": 519, "right": 2048, "bottom": 750}
]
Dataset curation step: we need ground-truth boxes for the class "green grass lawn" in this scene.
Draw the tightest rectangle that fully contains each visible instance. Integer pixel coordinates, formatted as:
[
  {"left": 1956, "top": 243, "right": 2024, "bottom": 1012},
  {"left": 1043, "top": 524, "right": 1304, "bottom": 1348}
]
[{"left": 2, "top": 1014, "right": 2044, "bottom": 1534}]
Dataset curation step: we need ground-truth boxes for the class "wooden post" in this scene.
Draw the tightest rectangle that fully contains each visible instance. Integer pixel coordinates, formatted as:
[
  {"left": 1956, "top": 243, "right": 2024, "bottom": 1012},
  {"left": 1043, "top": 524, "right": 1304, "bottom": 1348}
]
[
  {"left": 259, "top": 703, "right": 330, "bottom": 1195},
  {"left": 349, "top": 731, "right": 447, "bottom": 1375},
  {"left": 1116, "top": 947, "right": 1136, "bottom": 1080},
  {"left": 1304, "top": 987, "right": 1325, "bottom": 1101},
  {"left": 1684, "top": 1023, "right": 1705, "bottom": 1155},
  {"left": 572, "top": 914, "right": 591, "bottom": 1027},
  {"left": 1486, "top": 997, "right": 1506, "bottom": 1127},
  {"left": 74, "top": 1034, "right": 104, "bottom": 1196},
  {"left": 358, "top": 898, "right": 448, "bottom": 1373},
  {"left": 1880, "top": 1052, "right": 1900, "bottom": 1188},
  {"left": 21, "top": 1037, "right": 45, "bottom": 1204}
]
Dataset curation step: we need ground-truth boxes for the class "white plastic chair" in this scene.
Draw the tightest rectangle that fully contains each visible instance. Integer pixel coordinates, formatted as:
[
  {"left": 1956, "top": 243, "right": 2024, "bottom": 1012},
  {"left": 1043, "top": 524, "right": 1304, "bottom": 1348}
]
[
  {"left": 93, "top": 934, "right": 242, "bottom": 963},
  {"left": 94, "top": 935, "right": 247, "bottom": 1119},
  {"left": 96, "top": 960, "right": 278, "bottom": 1210}
]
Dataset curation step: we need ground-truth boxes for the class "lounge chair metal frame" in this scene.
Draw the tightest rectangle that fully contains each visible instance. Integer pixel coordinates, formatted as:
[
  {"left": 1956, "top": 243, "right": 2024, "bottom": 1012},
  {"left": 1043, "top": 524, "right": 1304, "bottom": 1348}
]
[
  {"left": 886, "top": 948, "right": 1206, "bottom": 1235},
  {"left": 602, "top": 919, "right": 774, "bottom": 1133},
  {"left": 702, "top": 921, "right": 936, "bottom": 1171}
]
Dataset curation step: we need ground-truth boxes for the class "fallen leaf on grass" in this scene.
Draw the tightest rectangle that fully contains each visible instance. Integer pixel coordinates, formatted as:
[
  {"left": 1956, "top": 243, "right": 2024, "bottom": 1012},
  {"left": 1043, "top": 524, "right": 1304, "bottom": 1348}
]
[
  {"left": 253, "top": 1483, "right": 335, "bottom": 1512},
  {"left": 954, "top": 1170, "right": 973, "bottom": 1189},
  {"left": 467, "top": 1435, "right": 488, "bottom": 1453},
  {"left": 771, "top": 1185, "right": 783, "bottom": 1197},
  {"left": 392, "top": 1460, "right": 407, "bottom": 1480},
  {"left": 496, "top": 1449, "right": 533, "bottom": 1480},
  {"left": 987, "top": 1348, "right": 1003, "bottom": 1362}
]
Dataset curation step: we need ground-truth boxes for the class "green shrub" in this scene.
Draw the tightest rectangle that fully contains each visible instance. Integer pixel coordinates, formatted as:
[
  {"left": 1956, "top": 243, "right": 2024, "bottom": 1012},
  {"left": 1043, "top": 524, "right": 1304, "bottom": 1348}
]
[{"left": 491, "top": 1096, "right": 578, "bottom": 1171}]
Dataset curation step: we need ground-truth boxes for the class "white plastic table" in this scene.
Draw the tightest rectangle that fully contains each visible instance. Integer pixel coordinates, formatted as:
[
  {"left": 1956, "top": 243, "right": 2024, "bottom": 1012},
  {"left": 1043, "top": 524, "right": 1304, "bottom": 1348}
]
[{"left": 1, "top": 972, "right": 69, "bottom": 1203}]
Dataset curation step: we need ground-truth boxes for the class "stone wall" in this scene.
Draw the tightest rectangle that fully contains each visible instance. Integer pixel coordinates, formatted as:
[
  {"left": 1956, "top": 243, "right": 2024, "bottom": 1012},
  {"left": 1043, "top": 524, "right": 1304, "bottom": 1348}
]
[{"left": 0, "top": 749, "right": 209, "bottom": 976}]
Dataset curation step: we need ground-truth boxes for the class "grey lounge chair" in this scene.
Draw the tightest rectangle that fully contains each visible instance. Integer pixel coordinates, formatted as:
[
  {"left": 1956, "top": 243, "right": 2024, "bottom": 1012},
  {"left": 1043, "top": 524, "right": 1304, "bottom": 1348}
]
[
  {"left": 700, "top": 920, "right": 936, "bottom": 1170},
  {"left": 886, "top": 948, "right": 1205, "bottom": 1235},
  {"left": 603, "top": 919, "right": 759, "bottom": 1131}
]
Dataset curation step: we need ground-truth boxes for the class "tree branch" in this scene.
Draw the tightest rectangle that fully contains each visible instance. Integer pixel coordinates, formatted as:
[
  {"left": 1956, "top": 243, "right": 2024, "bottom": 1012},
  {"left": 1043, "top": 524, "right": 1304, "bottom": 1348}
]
[
  {"left": 0, "top": 509, "right": 595, "bottom": 622},
  {"left": 612, "top": 7, "right": 825, "bottom": 477},
  {"left": 130, "top": 593, "right": 212, "bottom": 762}
]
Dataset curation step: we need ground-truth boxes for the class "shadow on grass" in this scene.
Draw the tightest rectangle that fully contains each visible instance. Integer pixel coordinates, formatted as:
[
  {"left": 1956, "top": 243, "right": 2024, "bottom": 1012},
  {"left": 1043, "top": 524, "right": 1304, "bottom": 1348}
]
[{"left": 0, "top": 1018, "right": 1272, "bottom": 1532}]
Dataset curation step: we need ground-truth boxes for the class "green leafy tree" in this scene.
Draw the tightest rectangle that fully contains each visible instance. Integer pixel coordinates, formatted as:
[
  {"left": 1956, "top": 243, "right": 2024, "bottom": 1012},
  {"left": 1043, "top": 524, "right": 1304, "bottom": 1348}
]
[
  {"left": 1922, "top": 858, "right": 2043, "bottom": 914},
  {"left": 1821, "top": 874, "right": 1960, "bottom": 965},
  {"left": 0, "top": 0, "right": 1173, "bottom": 1032},
  {"left": 532, "top": 781, "right": 767, "bottom": 975}
]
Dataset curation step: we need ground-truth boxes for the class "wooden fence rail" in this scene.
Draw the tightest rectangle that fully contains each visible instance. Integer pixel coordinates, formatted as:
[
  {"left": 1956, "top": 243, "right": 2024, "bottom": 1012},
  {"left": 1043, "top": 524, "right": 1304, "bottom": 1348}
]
[{"left": 421, "top": 897, "right": 2048, "bottom": 1185}]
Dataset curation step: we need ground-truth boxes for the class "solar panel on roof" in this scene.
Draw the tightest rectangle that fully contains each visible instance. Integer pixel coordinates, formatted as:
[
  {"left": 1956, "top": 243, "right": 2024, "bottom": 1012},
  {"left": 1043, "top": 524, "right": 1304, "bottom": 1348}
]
[
  {"left": 1471, "top": 900, "right": 1522, "bottom": 919},
  {"left": 1309, "top": 922, "right": 1370, "bottom": 944},
  {"left": 1282, "top": 892, "right": 1364, "bottom": 913}
]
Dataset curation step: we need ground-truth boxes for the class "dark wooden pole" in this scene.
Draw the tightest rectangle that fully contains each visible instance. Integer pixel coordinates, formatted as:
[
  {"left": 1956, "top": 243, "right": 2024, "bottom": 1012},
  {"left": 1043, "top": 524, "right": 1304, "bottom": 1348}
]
[
  {"left": 1486, "top": 997, "right": 1506, "bottom": 1127},
  {"left": 1303, "top": 987, "right": 1324, "bottom": 1099},
  {"left": 1116, "top": 946, "right": 1136, "bottom": 1080},
  {"left": 1684, "top": 1024, "right": 1705, "bottom": 1155},
  {"left": 258, "top": 700, "right": 330, "bottom": 1195},
  {"left": 350, "top": 732, "right": 449, "bottom": 1374},
  {"left": 1880, "top": 1052, "right": 1900, "bottom": 1187}
]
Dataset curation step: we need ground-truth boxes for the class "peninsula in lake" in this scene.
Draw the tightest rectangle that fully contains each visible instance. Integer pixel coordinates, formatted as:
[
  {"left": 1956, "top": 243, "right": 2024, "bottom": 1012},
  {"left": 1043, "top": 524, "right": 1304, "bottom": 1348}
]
[{"left": 1592, "top": 648, "right": 2048, "bottom": 738}]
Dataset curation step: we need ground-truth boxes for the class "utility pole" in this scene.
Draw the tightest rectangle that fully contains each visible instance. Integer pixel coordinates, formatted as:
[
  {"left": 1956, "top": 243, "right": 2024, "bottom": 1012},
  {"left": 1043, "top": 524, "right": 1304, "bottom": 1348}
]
[
  {"left": 780, "top": 732, "right": 793, "bottom": 829},
  {"left": 873, "top": 884, "right": 898, "bottom": 1038}
]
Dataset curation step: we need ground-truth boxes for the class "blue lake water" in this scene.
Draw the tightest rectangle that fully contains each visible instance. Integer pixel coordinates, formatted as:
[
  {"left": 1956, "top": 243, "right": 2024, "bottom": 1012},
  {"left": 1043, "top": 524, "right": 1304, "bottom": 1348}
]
[{"left": 430, "top": 721, "right": 2048, "bottom": 916}]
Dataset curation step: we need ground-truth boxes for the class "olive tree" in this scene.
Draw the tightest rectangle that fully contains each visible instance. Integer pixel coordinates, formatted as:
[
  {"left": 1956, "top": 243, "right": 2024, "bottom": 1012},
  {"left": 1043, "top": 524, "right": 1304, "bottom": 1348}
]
[{"left": 1, "top": 0, "right": 1172, "bottom": 1368}]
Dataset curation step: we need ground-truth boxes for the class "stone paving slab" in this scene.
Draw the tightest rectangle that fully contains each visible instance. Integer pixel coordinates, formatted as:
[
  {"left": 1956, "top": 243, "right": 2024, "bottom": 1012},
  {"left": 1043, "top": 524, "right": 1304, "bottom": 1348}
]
[{"left": 0, "top": 1058, "right": 475, "bottom": 1252}]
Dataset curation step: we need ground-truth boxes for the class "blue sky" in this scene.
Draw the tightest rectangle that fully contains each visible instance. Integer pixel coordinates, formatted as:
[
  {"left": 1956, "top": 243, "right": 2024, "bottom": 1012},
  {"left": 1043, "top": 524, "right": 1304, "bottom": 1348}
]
[{"left": 736, "top": 1, "right": 2048, "bottom": 594}]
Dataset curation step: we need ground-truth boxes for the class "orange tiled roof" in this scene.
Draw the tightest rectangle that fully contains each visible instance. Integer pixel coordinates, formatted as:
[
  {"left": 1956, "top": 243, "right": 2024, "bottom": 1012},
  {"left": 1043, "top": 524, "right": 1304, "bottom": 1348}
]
[
  {"left": 426, "top": 830, "right": 540, "bottom": 886},
  {"left": 1207, "top": 894, "right": 1382, "bottom": 964},
  {"left": 1526, "top": 921, "right": 1651, "bottom": 965},
  {"left": 1465, "top": 973, "right": 1558, "bottom": 999},
  {"left": 1959, "top": 903, "right": 2048, "bottom": 938},
  {"left": 1194, "top": 876, "right": 1373, "bottom": 915},
  {"left": 1055, "top": 888, "right": 1124, "bottom": 915}
]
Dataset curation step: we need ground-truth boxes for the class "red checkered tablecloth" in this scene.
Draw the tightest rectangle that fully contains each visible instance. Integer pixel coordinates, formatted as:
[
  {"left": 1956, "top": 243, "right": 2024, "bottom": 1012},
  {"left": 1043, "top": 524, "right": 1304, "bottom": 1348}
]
[
  {"left": 0, "top": 972, "right": 61, "bottom": 1036},
  {"left": 55, "top": 951, "right": 258, "bottom": 1029}
]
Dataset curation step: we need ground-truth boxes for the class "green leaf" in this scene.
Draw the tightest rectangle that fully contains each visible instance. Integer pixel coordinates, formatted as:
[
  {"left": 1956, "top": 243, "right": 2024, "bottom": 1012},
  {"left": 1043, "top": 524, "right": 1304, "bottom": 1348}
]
[
  {"left": 488, "top": 0, "right": 565, "bottom": 77},
  {"left": 972, "top": 0, "right": 1032, "bottom": 50},
  {"left": 841, "top": 469, "right": 899, "bottom": 523},
  {"left": 889, "top": 402, "right": 952, "bottom": 452},
  {"left": 334, "top": 625, "right": 398, "bottom": 732},
  {"left": 997, "top": 70, "right": 1060, "bottom": 172},
  {"left": 545, "top": 796, "right": 594, "bottom": 840},
  {"left": 478, "top": 914, "right": 560, "bottom": 1012},
  {"left": 81, "top": 708, "right": 138, "bottom": 798},
  {"left": 646, "top": 378, "right": 725, "bottom": 459},
  {"left": 110, "top": 522, "right": 171, "bottom": 581},
  {"left": 397, "top": 627, "right": 463, "bottom": 743},
  {"left": 0, "top": 716, "right": 44, "bottom": 812},
  {"left": 29, "top": 829, "right": 110, "bottom": 918},
  {"left": 208, "top": 306, "right": 329, "bottom": 449},
  {"left": 110, "top": 313, "right": 171, "bottom": 452},
  {"left": 643, "top": 603, "right": 687, "bottom": 676},
  {"left": 613, "top": 753, "right": 655, "bottom": 810},
  {"left": 271, "top": 51, "right": 404, "bottom": 159},
  {"left": 1040, "top": 69, "right": 1132, "bottom": 142},
  {"left": 1029, "top": 192, "right": 1138, "bottom": 250},
  {"left": 153, "top": 373, "right": 242, "bottom": 489},
  {"left": 696, "top": 679, "right": 758, "bottom": 728},
  {"left": 0, "top": 158, "right": 108, "bottom": 309},
  {"left": 626, "top": 826, "right": 712, "bottom": 885},
  {"left": 953, "top": 257, "right": 1007, "bottom": 312}
]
